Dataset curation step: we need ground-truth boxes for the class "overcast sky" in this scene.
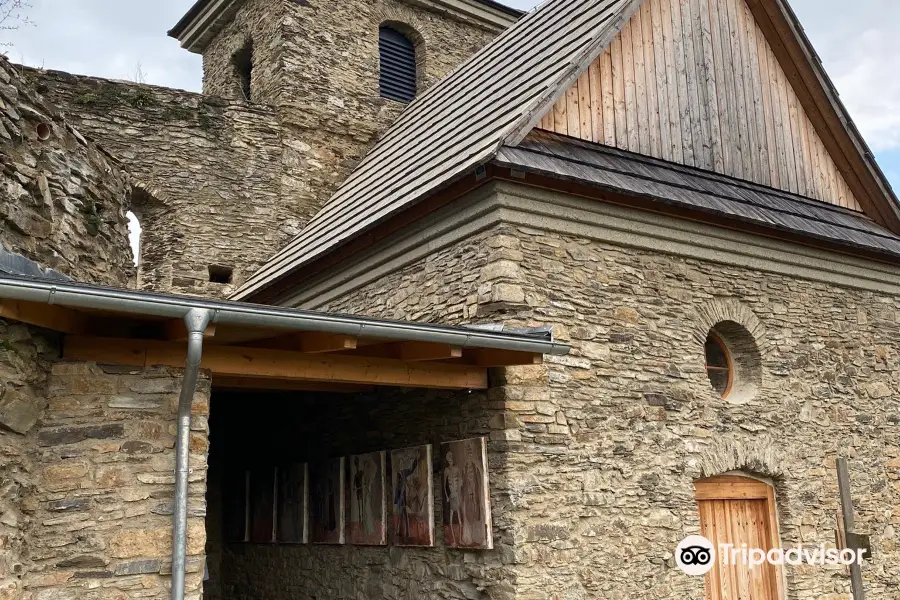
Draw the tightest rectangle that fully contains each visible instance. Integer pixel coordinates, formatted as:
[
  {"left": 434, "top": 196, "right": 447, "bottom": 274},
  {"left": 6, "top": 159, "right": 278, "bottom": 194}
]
[{"left": 5, "top": 0, "right": 900, "bottom": 190}]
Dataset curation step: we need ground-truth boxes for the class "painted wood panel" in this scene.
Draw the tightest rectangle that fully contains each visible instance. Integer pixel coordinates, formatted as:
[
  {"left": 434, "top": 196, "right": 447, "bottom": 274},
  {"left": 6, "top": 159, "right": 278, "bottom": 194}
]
[{"left": 540, "top": 0, "right": 863, "bottom": 211}]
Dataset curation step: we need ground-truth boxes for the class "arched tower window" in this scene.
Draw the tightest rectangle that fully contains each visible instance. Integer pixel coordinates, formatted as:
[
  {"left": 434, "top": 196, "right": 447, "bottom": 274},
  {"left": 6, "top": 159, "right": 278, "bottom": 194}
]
[
  {"left": 379, "top": 25, "right": 417, "bottom": 103},
  {"left": 232, "top": 38, "right": 254, "bottom": 102}
]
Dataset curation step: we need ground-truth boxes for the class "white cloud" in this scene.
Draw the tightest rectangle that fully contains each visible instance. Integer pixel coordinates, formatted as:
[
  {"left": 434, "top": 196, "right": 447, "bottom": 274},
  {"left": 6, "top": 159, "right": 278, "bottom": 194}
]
[{"left": 6, "top": 0, "right": 900, "bottom": 155}]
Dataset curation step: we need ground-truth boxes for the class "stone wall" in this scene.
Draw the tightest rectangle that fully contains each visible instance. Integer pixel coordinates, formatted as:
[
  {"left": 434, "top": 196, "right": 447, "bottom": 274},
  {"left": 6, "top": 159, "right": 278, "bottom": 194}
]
[
  {"left": 23, "top": 362, "right": 211, "bottom": 600},
  {"left": 207, "top": 385, "right": 516, "bottom": 600},
  {"left": 0, "top": 55, "right": 135, "bottom": 600},
  {"left": 1, "top": 59, "right": 133, "bottom": 285},
  {"left": 25, "top": 67, "right": 284, "bottom": 297},
  {"left": 274, "top": 0, "right": 503, "bottom": 227},
  {"left": 294, "top": 190, "right": 900, "bottom": 599}
]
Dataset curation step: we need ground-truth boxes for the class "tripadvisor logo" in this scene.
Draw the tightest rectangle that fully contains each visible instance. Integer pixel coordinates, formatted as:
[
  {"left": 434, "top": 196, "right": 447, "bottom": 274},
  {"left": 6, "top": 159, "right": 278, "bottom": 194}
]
[
  {"left": 676, "top": 535, "right": 717, "bottom": 576},
  {"left": 675, "top": 535, "right": 867, "bottom": 576}
]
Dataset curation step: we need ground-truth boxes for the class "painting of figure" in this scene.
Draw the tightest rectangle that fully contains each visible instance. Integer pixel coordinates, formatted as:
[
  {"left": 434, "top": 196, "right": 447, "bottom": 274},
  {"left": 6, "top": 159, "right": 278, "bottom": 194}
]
[
  {"left": 390, "top": 445, "right": 433, "bottom": 547},
  {"left": 276, "top": 463, "right": 308, "bottom": 544},
  {"left": 347, "top": 451, "right": 386, "bottom": 545},
  {"left": 223, "top": 468, "right": 249, "bottom": 542},
  {"left": 248, "top": 466, "right": 276, "bottom": 543},
  {"left": 442, "top": 437, "right": 492, "bottom": 549},
  {"left": 310, "top": 457, "right": 345, "bottom": 544}
]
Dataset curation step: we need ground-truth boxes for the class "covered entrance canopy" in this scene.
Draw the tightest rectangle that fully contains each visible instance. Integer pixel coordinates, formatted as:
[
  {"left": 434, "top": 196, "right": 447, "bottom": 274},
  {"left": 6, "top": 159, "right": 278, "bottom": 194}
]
[
  {"left": 0, "top": 274, "right": 569, "bottom": 391},
  {"left": 0, "top": 273, "right": 569, "bottom": 600}
]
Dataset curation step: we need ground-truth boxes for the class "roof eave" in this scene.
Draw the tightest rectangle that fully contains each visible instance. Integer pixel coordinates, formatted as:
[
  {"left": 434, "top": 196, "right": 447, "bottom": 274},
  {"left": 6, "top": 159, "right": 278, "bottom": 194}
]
[
  {"left": 754, "top": 0, "right": 900, "bottom": 232},
  {"left": 404, "top": 0, "right": 523, "bottom": 29},
  {"left": 167, "top": 0, "right": 247, "bottom": 54}
]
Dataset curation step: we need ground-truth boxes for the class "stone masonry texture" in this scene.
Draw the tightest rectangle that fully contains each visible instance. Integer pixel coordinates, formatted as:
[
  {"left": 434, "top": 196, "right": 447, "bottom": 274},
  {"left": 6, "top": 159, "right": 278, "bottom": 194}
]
[
  {"left": 24, "top": 362, "right": 211, "bottom": 600},
  {"left": 25, "top": 68, "right": 283, "bottom": 298},
  {"left": 26, "top": 0, "right": 504, "bottom": 298},
  {"left": 0, "top": 55, "right": 135, "bottom": 600},
  {"left": 302, "top": 204, "right": 899, "bottom": 599}
]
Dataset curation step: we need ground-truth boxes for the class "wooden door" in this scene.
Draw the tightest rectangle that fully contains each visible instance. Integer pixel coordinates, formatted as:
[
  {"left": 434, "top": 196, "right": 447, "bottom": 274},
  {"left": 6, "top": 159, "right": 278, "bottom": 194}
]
[{"left": 696, "top": 476, "right": 784, "bottom": 600}]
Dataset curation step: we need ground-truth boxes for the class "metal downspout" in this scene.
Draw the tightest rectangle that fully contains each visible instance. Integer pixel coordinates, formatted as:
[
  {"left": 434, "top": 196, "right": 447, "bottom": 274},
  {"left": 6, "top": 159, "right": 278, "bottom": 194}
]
[{"left": 171, "top": 308, "right": 213, "bottom": 600}]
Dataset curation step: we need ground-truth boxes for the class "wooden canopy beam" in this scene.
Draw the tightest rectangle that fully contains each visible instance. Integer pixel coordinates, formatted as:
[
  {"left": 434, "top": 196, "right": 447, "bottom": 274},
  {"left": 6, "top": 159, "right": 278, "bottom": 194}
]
[
  {"left": 0, "top": 299, "right": 91, "bottom": 334},
  {"left": 349, "top": 341, "right": 463, "bottom": 362},
  {"left": 63, "top": 336, "right": 488, "bottom": 390},
  {"left": 468, "top": 348, "right": 544, "bottom": 367},
  {"left": 212, "top": 376, "right": 373, "bottom": 393},
  {"left": 250, "top": 331, "right": 358, "bottom": 353}
]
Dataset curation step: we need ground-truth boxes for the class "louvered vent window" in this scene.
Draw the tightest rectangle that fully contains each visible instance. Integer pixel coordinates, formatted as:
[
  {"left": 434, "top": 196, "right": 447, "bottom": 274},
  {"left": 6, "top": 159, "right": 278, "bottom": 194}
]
[{"left": 379, "top": 26, "right": 417, "bottom": 103}]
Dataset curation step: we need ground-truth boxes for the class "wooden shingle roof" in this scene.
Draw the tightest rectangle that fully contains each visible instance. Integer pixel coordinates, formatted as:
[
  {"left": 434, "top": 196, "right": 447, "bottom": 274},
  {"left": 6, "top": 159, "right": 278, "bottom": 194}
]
[
  {"left": 499, "top": 131, "right": 900, "bottom": 259},
  {"left": 234, "top": 0, "right": 900, "bottom": 302},
  {"left": 234, "top": 0, "right": 641, "bottom": 300}
]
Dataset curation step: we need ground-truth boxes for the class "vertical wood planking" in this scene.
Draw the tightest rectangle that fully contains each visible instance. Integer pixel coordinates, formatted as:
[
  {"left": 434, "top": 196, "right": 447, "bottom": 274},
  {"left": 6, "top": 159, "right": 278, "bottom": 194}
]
[
  {"left": 716, "top": 0, "right": 742, "bottom": 177},
  {"left": 787, "top": 86, "right": 808, "bottom": 196},
  {"left": 735, "top": 0, "right": 760, "bottom": 181},
  {"left": 660, "top": 0, "right": 684, "bottom": 162},
  {"left": 650, "top": 0, "right": 672, "bottom": 160},
  {"left": 641, "top": 0, "right": 662, "bottom": 156},
  {"left": 552, "top": 92, "right": 568, "bottom": 135},
  {"left": 589, "top": 58, "right": 604, "bottom": 143},
  {"left": 797, "top": 91, "right": 814, "bottom": 196},
  {"left": 743, "top": 1, "right": 769, "bottom": 184},
  {"left": 681, "top": 0, "right": 706, "bottom": 168},
  {"left": 670, "top": 0, "right": 695, "bottom": 165},
  {"left": 578, "top": 71, "right": 594, "bottom": 142},
  {"left": 632, "top": 7, "right": 652, "bottom": 155},
  {"left": 725, "top": 0, "right": 751, "bottom": 179},
  {"left": 566, "top": 79, "right": 582, "bottom": 138},
  {"left": 612, "top": 35, "right": 628, "bottom": 148},
  {"left": 533, "top": 0, "right": 864, "bottom": 212},
  {"left": 706, "top": 0, "right": 730, "bottom": 174},
  {"left": 622, "top": 19, "right": 640, "bottom": 150},
  {"left": 757, "top": 26, "right": 779, "bottom": 187},
  {"left": 778, "top": 63, "right": 799, "bottom": 193},
  {"left": 809, "top": 116, "right": 823, "bottom": 201},
  {"left": 601, "top": 47, "right": 616, "bottom": 146},
  {"left": 696, "top": 0, "right": 721, "bottom": 171}
]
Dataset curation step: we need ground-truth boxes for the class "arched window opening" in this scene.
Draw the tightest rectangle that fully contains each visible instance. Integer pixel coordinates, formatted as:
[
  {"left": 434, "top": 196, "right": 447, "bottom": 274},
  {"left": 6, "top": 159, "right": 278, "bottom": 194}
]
[
  {"left": 232, "top": 39, "right": 254, "bottom": 102},
  {"left": 702, "top": 320, "right": 762, "bottom": 404},
  {"left": 126, "top": 210, "right": 142, "bottom": 267},
  {"left": 379, "top": 26, "right": 417, "bottom": 103},
  {"left": 704, "top": 330, "right": 732, "bottom": 398}
]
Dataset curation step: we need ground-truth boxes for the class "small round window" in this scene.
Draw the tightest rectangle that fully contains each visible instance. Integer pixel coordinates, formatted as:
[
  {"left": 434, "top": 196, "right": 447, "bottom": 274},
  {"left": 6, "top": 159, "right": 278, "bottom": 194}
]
[{"left": 705, "top": 331, "right": 733, "bottom": 398}]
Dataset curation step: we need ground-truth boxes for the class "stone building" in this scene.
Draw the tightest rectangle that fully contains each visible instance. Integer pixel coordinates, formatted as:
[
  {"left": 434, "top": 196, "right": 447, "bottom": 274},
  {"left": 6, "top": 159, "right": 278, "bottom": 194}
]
[{"left": 1, "top": 1, "right": 899, "bottom": 600}]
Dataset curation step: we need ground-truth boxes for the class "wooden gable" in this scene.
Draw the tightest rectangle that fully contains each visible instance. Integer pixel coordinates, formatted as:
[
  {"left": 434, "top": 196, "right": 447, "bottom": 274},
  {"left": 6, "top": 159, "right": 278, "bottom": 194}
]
[{"left": 538, "top": 0, "right": 862, "bottom": 211}]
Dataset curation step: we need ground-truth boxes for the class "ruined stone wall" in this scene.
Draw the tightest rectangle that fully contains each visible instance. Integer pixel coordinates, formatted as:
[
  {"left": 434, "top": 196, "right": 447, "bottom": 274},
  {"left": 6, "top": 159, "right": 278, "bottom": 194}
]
[
  {"left": 23, "top": 362, "right": 211, "bottom": 600},
  {"left": 0, "top": 55, "right": 135, "bottom": 600},
  {"left": 2, "top": 60, "right": 133, "bottom": 285},
  {"left": 25, "top": 68, "right": 284, "bottom": 297},
  {"left": 208, "top": 380, "right": 514, "bottom": 599},
  {"left": 295, "top": 194, "right": 899, "bottom": 598}
]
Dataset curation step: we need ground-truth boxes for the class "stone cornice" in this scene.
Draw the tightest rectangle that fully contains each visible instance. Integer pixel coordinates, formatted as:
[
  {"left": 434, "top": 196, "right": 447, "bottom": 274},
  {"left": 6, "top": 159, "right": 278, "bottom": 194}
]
[{"left": 283, "top": 181, "right": 900, "bottom": 309}]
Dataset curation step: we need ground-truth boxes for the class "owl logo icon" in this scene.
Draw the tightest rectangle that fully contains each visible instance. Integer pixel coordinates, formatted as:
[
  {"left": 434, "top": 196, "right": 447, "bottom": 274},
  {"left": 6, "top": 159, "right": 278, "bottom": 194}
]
[{"left": 676, "top": 535, "right": 717, "bottom": 576}]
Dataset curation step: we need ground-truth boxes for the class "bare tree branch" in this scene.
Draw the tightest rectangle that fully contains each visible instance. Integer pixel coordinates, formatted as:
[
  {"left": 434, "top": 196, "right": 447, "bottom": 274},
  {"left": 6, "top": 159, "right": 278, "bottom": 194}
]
[{"left": 0, "top": 0, "right": 34, "bottom": 48}]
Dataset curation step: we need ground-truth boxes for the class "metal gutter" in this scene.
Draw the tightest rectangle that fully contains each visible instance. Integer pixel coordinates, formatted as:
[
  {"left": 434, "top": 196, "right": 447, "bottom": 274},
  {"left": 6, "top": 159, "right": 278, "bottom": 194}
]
[
  {"left": 170, "top": 308, "right": 212, "bottom": 600},
  {"left": 0, "top": 275, "right": 570, "bottom": 355}
]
